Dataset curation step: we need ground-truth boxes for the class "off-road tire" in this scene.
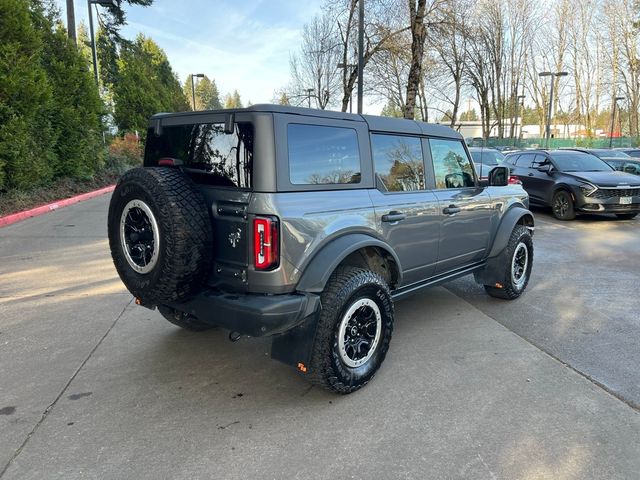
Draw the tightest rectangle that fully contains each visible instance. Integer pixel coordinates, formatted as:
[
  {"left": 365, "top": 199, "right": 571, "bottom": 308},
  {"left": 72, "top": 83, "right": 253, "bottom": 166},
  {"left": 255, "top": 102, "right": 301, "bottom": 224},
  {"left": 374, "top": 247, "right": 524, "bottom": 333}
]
[
  {"left": 484, "top": 225, "right": 533, "bottom": 300},
  {"left": 551, "top": 190, "right": 576, "bottom": 220},
  {"left": 157, "top": 306, "right": 214, "bottom": 332},
  {"left": 108, "top": 167, "right": 213, "bottom": 305},
  {"left": 308, "top": 266, "right": 394, "bottom": 394},
  {"left": 615, "top": 213, "right": 638, "bottom": 220}
]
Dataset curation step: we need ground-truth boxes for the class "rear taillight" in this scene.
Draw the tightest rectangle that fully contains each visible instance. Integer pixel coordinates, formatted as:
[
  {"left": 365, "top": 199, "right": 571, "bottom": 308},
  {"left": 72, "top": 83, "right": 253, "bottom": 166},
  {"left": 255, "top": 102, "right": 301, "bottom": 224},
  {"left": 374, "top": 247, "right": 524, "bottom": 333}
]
[
  {"left": 253, "top": 216, "right": 279, "bottom": 270},
  {"left": 508, "top": 175, "right": 522, "bottom": 185}
]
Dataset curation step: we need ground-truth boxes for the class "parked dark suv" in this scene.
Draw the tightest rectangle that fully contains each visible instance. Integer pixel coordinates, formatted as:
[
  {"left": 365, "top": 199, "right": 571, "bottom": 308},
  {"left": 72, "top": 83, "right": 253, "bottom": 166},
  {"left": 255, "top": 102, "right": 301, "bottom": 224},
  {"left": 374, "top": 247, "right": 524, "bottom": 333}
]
[
  {"left": 108, "top": 105, "right": 535, "bottom": 393},
  {"left": 504, "top": 149, "right": 640, "bottom": 220}
]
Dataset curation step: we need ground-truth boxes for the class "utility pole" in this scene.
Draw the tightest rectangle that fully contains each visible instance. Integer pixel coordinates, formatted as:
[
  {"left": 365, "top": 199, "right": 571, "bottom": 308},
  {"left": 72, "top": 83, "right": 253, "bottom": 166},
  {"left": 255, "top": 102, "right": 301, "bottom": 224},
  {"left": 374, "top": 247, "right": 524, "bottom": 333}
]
[
  {"left": 357, "top": 0, "right": 364, "bottom": 114},
  {"left": 609, "top": 96, "right": 625, "bottom": 148},
  {"left": 87, "top": 1, "right": 98, "bottom": 84},
  {"left": 306, "top": 88, "right": 314, "bottom": 108},
  {"left": 66, "top": 0, "right": 76, "bottom": 43},
  {"left": 513, "top": 95, "right": 525, "bottom": 147},
  {"left": 539, "top": 71, "right": 568, "bottom": 148}
]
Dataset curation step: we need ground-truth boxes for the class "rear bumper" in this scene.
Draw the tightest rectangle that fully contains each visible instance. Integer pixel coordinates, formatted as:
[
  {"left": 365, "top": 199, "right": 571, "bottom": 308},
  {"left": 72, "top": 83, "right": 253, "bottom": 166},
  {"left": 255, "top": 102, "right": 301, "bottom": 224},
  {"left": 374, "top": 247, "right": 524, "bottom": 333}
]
[{"left": 165, "top": 289, "right": 320, "bottom": 337}]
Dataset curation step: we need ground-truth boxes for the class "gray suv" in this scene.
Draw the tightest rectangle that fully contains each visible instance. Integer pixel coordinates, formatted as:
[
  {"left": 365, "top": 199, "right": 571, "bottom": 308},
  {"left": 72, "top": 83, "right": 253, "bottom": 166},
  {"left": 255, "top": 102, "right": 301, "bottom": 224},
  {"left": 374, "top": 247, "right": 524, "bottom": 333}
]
[{"left": 107, "top": 105, "right": 534, "bottom": 393}]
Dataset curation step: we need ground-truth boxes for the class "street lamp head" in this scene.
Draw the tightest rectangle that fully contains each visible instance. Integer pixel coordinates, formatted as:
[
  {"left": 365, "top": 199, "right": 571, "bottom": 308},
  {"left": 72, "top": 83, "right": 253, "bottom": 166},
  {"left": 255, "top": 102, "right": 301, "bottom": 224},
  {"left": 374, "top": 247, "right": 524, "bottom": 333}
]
[
  {"left": 615, "top": 96, "right": 626, "bottom": 102},
  {"left": 539, "top": 72, "right": 552, "bottom": 77},
  {"left": 195, "top": 73, "right": 205, "bottom": 78},
  {"left": 556, "top": 71, "right": 569, "bottom": 77}
]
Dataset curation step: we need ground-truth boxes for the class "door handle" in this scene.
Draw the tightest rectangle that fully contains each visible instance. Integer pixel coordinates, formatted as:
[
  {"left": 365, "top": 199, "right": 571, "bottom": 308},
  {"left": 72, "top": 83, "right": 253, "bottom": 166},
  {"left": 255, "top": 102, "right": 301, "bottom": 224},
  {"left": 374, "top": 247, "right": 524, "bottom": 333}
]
[
  {"left": 443, "top": 205, "right": 461, "bottom": 215},
  {"left": 528, "top": 173, "right": 534, "bottom": 176},
  {"left": 381, "top": 211, "right": 406, "bottom": 223}
]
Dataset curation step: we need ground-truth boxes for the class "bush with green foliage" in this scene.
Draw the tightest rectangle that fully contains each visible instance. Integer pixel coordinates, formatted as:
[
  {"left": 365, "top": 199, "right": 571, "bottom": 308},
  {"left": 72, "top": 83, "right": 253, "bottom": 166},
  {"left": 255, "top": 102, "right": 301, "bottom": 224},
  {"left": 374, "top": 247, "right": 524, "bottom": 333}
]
[{"left": 0, "top": 0, "right": 104, "bottom": 191}]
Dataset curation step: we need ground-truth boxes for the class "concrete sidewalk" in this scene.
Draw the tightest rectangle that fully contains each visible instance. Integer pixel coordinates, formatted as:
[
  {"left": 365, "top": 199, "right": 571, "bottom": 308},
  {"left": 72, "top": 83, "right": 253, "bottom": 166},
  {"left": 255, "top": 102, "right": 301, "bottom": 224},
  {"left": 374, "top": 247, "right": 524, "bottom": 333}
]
[{"left": 1, "top": 195, "right": 639, "bottom": 479}]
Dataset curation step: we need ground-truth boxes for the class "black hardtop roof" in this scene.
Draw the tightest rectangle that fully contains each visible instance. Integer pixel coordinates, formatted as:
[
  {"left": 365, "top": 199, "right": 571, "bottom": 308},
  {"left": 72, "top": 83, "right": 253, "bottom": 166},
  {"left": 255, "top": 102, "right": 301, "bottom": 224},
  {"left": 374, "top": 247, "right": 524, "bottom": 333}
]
[{"left": 150, "top": 104, "right": 461, "bottom": 139}]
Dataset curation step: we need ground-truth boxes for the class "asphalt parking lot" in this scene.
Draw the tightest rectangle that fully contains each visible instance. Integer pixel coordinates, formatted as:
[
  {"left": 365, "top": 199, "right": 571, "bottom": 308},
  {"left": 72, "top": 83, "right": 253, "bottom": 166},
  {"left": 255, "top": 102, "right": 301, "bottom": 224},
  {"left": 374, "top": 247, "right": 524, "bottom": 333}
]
[{"left": 1, "top": 195, "right": 639, "bottom": 479}]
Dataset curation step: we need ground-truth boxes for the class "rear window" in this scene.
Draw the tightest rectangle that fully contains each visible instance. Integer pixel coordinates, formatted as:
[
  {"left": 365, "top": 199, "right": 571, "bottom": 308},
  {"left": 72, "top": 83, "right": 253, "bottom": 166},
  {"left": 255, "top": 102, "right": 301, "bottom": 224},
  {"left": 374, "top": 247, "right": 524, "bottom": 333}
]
[
  {"left": 287, "top": 124, "right": 361, "bottom": 185},
  {"left": 144, "top": 123, "right": 253, "bottom": 189},
  {"left": 470, "top": 149, "right": 505, "bottom": 165}
]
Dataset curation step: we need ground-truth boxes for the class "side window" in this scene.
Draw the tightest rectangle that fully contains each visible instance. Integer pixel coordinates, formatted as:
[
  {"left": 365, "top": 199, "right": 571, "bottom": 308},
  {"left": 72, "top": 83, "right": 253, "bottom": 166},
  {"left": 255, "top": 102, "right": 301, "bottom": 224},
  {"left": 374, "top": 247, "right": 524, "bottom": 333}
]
[
  {"left": 532, "top": 154, "right": 548, "bottom": 168},
  {"left": 288, "top": 124, "right": 361, "bottom": 185},
  {"left": 516, "top": 153, "right": 533, "bottom": 167},
  {"left": 429, "top": 138, "right": 475, "bottom": 189},
  {"left": 371, "top": 134, "right": 425, "bottom": 192},
  {"left": 505, "top": 154, "right": 519, "bottom": 165}
]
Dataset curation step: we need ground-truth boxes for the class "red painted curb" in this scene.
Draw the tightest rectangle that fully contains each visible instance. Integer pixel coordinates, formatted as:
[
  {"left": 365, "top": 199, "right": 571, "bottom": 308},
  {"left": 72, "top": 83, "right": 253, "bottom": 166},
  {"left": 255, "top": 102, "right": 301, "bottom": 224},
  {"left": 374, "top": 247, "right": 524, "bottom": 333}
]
[{"left": 0, "top": 185, "right": 115, "bottom": 228}]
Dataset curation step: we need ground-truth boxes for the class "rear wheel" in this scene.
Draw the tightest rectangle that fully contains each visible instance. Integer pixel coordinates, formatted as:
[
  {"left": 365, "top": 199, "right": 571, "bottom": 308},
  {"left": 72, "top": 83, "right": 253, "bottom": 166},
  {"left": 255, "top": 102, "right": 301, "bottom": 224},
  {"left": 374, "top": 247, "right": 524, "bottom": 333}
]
[
  {"left": 616, "top": 213, "right": 638, "bottom": 220},
  {"left": 308, "top": 266, "right": 394, "bottom": 394},
  {"left": 551, "top": 190, "right": 575, "bottom": 220},
  {"left": 484, "top": 225, "right": 533, "bottom": 300}
]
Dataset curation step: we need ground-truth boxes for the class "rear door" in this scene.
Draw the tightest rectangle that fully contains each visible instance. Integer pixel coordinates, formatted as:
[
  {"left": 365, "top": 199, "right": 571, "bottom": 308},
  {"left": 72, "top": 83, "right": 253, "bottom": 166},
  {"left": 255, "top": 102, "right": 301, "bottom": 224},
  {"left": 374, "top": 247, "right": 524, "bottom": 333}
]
[
  {"left": 525, "top": 153, "right": 556, "bottom": 203},
  {"left": 144, "top": 117, "right": 255, "bottom": 291},
  {"left": 426, "top": 138, "right": 494, "bottom": 274},
  {"left": 369, "top": 133, "right": 440, "bottom": 285}
]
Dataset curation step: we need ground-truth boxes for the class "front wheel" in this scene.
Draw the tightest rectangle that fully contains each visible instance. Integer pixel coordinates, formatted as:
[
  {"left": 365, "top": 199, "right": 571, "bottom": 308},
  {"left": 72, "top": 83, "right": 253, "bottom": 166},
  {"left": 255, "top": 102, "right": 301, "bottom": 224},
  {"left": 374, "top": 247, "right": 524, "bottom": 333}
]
[
  {"left": 308, "top": 266, "right": 394, "bottom": 394},
  {"left": 484, "top": 225, "right": 533, "bottom": 300},
  {"left": 551, "top": 190, "right": 575, "bottom": 220}
]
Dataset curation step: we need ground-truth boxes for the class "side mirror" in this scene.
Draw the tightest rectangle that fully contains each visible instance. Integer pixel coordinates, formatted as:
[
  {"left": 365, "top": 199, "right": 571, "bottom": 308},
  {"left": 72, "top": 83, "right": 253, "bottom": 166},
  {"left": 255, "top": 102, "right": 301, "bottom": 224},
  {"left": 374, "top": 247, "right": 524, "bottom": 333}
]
[
  {"left": 537, "top": 163, "right": 552, "bottom": 174},
  {"left": 488, "top": 166, "right": 509, "bottom": 186}
]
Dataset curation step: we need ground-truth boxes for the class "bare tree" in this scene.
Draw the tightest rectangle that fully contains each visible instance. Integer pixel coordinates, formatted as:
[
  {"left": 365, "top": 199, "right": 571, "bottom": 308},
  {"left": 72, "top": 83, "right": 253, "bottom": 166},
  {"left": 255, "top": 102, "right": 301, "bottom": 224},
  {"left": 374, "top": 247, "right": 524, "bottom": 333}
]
[{"left": 287, "top": 13, "right": 342, "bottom": 109}]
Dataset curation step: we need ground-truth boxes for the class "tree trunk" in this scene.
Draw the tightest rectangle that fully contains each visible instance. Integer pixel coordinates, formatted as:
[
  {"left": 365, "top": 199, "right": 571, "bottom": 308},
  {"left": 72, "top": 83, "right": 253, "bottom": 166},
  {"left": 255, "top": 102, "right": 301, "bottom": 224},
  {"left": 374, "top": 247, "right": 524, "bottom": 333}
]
[{"left": 403, "top": 0, "right": 428, "bottom": 119}]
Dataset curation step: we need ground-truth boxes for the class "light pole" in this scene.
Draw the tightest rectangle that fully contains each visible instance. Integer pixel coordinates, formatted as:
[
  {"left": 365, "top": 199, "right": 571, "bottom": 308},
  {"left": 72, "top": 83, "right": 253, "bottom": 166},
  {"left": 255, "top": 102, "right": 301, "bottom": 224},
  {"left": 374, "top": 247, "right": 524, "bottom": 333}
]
[
  {"left": 87, "top": 0, "right": 117, "bottom": 85},
  {"left": 513, "top": 94, "right": 525, "bottom": 146},
  {"left": 609, "top": 96, "right": 625, "bottom": 148},
  {"left": 357, "top": 0, "right": 364, "bottom": 114},
  {"left": 337, "top": 62, "right": 357, "bottom": 113},
  {"left": 190, "top": 73, "right": 204, "bottom": 110},
  {"left": 306, "top": 88, "right": 314, "bottom": 108},
  {"left": 539, "top": 71, "right": 568, "bottom": 148}
]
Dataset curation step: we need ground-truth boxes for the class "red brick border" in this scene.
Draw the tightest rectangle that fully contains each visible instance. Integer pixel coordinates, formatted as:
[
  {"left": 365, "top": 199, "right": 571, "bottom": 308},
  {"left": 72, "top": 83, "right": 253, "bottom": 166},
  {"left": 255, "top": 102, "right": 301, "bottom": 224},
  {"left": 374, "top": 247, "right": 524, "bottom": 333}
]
[{"left": 0, "top": 185, "right": 115, "bottom": 228}]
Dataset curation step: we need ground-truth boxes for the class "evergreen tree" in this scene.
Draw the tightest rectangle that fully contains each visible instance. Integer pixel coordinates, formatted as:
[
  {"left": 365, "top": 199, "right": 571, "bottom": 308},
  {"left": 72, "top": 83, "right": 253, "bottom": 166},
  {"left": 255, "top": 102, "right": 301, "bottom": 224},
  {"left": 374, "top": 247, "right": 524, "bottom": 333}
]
[
  {"left": 0, "top": 0, "right": 54, "bottom": 189},
  {"left": 41, "top": 21, "right": 104, "bottom": 178},
  {"left": 113, "top": 34, "right": 188, "bottom": 134},
  {"left": 196, "top": 76, "right": 222, "bottom": 110},
  {"left": 224, "top": 89, "right": 243, "bottom": 108},
  {"left": 381, "top": 100, "right": 403, "bottom": 118},
  {"left": 183, "top": 74, "right": 222, "bottom": 110}
]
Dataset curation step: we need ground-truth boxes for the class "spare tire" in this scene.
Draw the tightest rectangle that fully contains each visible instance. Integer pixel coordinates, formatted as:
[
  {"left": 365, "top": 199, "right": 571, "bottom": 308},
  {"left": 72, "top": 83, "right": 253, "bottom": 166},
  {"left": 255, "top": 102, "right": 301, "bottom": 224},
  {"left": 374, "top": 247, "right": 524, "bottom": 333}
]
[{"left": 108, "top": 167, "right": 213, "bottom": 305}]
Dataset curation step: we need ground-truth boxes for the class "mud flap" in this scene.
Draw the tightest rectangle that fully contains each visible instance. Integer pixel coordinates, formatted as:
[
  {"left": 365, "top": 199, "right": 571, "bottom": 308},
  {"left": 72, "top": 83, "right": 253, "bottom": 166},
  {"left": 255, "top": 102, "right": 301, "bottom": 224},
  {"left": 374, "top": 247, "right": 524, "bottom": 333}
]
[
  {"left": 270, "top": 309, "right": 321, "bottom": 374},
  {"left": 473, "top": 247, "right": 509, "bottom": 287}
]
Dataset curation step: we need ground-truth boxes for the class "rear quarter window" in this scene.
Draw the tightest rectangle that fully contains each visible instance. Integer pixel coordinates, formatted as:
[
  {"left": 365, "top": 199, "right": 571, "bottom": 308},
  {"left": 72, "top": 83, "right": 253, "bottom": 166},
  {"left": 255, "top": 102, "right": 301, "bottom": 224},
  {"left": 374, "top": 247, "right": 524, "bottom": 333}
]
[{"left": 287, "top": 124, "right": 361, "bottom": 185}]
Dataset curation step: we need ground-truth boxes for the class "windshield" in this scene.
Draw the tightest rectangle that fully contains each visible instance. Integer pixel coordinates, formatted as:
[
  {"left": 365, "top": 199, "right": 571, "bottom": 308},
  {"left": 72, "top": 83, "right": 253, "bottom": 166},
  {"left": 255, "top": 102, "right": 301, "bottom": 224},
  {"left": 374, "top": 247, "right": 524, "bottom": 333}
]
[
  {"left": 470, "top": 149, "right": 504, "bottom": 165},
  {"left": 550, "top": 152, "right": 613, "bottom": 172},
  {"left": 591, "top": 149, "right": 630, "bottom": 159}
]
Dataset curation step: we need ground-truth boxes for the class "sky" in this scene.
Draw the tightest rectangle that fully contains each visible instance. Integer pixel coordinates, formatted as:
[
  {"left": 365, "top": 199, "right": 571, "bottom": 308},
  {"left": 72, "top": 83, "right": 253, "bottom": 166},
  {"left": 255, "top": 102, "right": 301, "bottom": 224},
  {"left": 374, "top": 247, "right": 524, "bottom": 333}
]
[{"left": 56, "top": 0, "right": 325, "bottom": 105}]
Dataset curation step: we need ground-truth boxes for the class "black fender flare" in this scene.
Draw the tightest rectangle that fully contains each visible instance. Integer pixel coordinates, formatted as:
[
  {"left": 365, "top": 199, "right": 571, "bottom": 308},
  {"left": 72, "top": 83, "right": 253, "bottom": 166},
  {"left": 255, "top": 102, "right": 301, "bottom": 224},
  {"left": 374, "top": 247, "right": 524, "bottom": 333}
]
[
  {"left": 295, "top": 233, "right": 402, "bottom": 293},
  {"left": 486, "top": 206, "right": 534, "bottom": 258},
  {"left": 474, "top": 206, "right": 534, "bottom": 287}
]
